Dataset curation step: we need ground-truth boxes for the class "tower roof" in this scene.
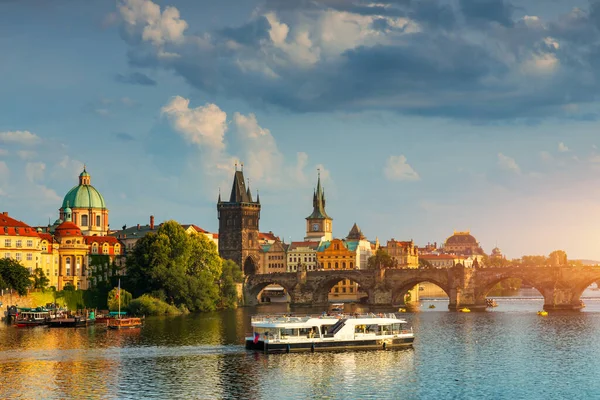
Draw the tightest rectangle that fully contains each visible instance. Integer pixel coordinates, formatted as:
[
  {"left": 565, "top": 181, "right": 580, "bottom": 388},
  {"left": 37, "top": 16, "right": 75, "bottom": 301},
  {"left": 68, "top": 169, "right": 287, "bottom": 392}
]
[
  {"left": 62, "top": 167, "right": 106, "bottom": 209},
  {"left": 346, "top": 223, "right": 365, "bottom": 240},
  {"left": 306, "top": 171, "right": 330, "bottom": 220},
  {"left": 221, "top": 168, "right": 260, "bottom": 205}
]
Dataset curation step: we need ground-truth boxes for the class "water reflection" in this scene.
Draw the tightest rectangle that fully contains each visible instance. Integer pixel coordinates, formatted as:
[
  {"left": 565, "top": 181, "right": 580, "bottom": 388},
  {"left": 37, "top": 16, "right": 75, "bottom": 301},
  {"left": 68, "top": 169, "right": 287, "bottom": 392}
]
[{"left": 2, "top": 298, "right": 600, "bottom": 399}]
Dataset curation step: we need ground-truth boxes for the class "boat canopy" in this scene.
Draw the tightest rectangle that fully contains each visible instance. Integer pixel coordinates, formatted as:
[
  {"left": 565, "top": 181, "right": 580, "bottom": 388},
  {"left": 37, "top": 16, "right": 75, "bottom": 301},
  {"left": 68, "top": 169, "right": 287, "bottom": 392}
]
[{"left": 109, "top": 311, "right": 128, "bottom": 316}]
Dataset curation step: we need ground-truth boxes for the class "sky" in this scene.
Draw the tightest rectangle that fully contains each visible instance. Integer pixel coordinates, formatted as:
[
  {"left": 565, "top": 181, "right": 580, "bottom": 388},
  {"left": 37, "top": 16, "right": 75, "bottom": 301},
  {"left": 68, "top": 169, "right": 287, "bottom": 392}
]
[{"left": 2, "top": 0, "right": 600, "bottom": 260}]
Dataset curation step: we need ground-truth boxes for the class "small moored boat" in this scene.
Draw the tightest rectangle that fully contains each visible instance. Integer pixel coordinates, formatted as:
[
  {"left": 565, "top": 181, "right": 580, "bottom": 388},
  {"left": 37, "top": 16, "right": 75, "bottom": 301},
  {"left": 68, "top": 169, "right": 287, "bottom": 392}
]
[
  {"left": 107, "top": 317, "right": 143, "bottom": 330},
  {"left": 459, "top": 308, "right": 471, "bottom": 313},
  {"left": 15, "top": 308, "right": 51, "bottom": 328},
  {"left": 537, "top": 311, "right": 548, "bottom": 316},
  {"left": 246, "top": 313, "right": 414, "bottom": 353}
]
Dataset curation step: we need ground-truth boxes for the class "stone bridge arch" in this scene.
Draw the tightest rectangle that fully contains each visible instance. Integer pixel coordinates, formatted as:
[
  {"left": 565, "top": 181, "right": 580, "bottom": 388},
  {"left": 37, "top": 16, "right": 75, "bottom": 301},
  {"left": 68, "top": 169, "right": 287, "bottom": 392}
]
[
  {"left": 244, "top": 274, "right": 298, "bottom": 306},
  {"left": 390, "top": 277, "right": 451, "bottom": 305},
  {"left": 311, "top": 271, "right": 377, "bottom": 305},
  {"left": 475, "top": 270, "right": 545, "bottom": 304}
]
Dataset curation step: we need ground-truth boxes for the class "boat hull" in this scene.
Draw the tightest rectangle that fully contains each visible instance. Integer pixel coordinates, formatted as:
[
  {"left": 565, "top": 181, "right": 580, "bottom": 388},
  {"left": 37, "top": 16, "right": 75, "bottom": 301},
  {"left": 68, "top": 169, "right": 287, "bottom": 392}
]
[
  {"left": 47, "top": 318, "right": 91, "bottom": 328},
  {"left": 15, "top": 321, "right": 47, "bottom": 328},
  {"left": 246, "top": 337, "right": 414, "bottom": 353}
]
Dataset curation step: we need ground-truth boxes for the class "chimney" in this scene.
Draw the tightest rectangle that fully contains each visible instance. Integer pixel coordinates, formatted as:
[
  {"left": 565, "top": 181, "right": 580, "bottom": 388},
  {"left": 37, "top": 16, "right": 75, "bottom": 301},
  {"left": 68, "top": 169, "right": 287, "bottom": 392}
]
[
  {"left": 137, "top": 224, "right": 140, "bottom": 230},
  {"left": 150, "top": 215, "right": 155, "bottom": 230},
  {"left": 2, "top": 211, "right": 7, "bottom": 215}
]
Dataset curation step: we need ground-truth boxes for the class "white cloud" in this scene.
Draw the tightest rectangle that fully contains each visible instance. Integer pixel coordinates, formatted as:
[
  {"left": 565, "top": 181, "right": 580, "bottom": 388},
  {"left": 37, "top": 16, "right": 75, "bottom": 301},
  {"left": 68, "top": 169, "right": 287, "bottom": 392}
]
[
  {"left": 161, "top": 96, "right": 228, "bottom": 151},
  {"left": 17, "top": 150, "right": 36, "bottom": 160},
  {"left": 0, "top": 130, "right": 41, "bottom": 146},
  {"left": 558, "top": 142, "right": 569, "bottom": 152},
  {"left": 119, "top": 0, "right": 187, "bottom": 47},
  {"left": 383, "top": 155, "right": 420, "bottom": 181},
  {"left": 497, "top": 153, "right": 521, "bottom": 174},
  {"left": 25, "top": 162, "right": 45, "bottom": 183}
]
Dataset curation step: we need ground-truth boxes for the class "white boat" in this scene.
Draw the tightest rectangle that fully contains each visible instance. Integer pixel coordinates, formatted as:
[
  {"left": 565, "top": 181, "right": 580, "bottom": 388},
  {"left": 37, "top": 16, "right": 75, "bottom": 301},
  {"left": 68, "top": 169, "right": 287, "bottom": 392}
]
[{"left": 245, "top": 313, "right": 414, "bottom": 353}]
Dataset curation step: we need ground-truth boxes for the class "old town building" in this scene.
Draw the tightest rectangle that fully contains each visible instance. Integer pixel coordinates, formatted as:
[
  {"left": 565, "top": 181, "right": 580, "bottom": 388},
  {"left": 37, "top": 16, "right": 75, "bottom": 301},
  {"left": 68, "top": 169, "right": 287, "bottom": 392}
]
[
  {"left": 287, "top": 241, "right": 319, "bottom": 272},
  {"left": 386, "top": 239, "right": 419, "bottom": 268},
  {"left": 59, "top": 167, "right": 109, "bottom": 236},
  {"left": 443, "top": 231, "right": 485, "bottom": 256},
  {"left": 0, "top": 212, "right": 42, "bottom": 274},
  {"left": 259, "top": 239, "right": 289, "bottom": 274},
  {"left": 305, "top": 171, "right": 332, "bottom": 242},
  {"left": 317, "top": 237, "right": 364, "bottom": 302},
  {"left": 218, "top": 167, "right": 261, "bottom": 275}
]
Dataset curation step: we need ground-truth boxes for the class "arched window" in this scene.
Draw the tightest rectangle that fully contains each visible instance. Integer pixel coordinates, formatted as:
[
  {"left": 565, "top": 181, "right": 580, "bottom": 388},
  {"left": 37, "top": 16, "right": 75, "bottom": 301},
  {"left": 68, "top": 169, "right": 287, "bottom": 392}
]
[
  {"left": 335, "top": 262, "right": 339, "bottom": 269},
  {"left": 96, "top": 215, "right": 101, "bottom": 227},
  {"left": 327, "top": 262, "right": 331, "bottom": 269},
  {"left": 92, "top": 243, "right": 98, "bottom": 254},
  {"left": 103, "top": 243, "right": 109, "bottom": 255},
  {"left": 342, "top": 262, "right": 346, "bottom": 269},
  {"left": 81, "top": 215, "right": 88, "bottom": 226},
  {"left": 350, "top": 262, "right": 354, "bottom": 269}
]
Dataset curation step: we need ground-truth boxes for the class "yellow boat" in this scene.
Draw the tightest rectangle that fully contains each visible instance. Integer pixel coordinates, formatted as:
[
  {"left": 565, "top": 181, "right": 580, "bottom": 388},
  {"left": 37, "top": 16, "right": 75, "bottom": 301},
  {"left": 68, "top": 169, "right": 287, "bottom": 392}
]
[
  {"left": 459, "top": 308, "right": 471, "bottom": 313},
  {"left": 398, "top": 308, "right": 407, "bottom": 313},
  {"left": 537, "top": 311, "right": 548, "bottom": 316}
]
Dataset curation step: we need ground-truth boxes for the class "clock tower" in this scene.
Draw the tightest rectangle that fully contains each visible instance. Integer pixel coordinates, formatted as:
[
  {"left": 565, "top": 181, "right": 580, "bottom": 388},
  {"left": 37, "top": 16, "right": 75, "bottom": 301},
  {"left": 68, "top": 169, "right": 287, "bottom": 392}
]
[{"left": 304, "top": 170, "right": 332, "bottom": 242}]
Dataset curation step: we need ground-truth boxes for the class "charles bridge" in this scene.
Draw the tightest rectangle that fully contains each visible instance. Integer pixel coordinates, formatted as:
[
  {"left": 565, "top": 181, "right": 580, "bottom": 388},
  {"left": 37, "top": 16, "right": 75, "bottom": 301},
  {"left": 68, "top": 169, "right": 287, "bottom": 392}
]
[{"left": 244, "top": 265, "right": 600, "bottom": 311}]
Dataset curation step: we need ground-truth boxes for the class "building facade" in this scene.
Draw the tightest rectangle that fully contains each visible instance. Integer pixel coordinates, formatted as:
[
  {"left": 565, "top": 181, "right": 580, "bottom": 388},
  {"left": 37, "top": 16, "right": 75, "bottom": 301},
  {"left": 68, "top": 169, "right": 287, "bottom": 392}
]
[
  {"left": 386, "top": 239, "right": 419, "bottom": 268},
  {"left": 317, "top": 238, "right": 362, "bottom": 301},
  {"left": 59, "top": 167, "right": 109, "bottom": 236},
  {"left": 287, "top": 241, "right": 319, "bottom": 272},
  {"left": 0, "top": 212, "right": 43, "bottom": 274},
  {"left": 305, "top": 172, "right": 333, "bottom": 242},
  {"left": 443, "top": 231, "right": 485, "bottom": 257},
  {"left": 217, "top": 168, "right": 261, "bottom": 275},
  {"left": 259, "top": 239, "right": 288, "bottom": 274}
]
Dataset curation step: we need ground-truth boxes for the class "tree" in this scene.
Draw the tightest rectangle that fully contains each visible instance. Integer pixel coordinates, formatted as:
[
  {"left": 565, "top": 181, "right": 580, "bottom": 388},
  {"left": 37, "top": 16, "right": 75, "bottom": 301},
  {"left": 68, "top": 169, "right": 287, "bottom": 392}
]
[
  {"left": 126, "top": 220, "right": 223, "bottom": 312},
  {"left": 0, "top": 258, "right": 31, "bottom": 296},
  {"left": 107, "top": 287, "right": 133, "bottom": 311},
  {"left": 31, "top": 268, "right": 50, "bottom": 290},
  {"left": 220, "top": 259, "right": 244, "bottom": 309},
  {"left": 548, "top": 250, "right": 568, "bottom": 266},
  {"left": 367, "top": 249, "right": 398, "bottom": 270},
  {"left": 520, "top": 255, "right": 548, "bottom": 266},
  {"left": 419, "top": 258, "right": 434, "bottom": 269},
  {"left": 63, "top": 283, "right": 75, "bottom": 291}
]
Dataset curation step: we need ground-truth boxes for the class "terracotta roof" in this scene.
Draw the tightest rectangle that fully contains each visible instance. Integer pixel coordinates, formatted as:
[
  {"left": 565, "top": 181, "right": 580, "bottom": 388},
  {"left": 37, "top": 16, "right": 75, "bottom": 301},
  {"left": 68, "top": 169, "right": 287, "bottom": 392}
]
[
  {"left": 289, "top": 241, "right": 319, "bottom": 250},
  {"left": 212, "top": 233, "right": 219, "bottom": 239},
  {"left": 38, "top": 233, "right": 54, "bottom": 244},
  {"left": 259, "top": 232, "right": 278, "bottom": 241},
  {"left": 85, "top": 236, "right": 121, "bottom": 245},
  {"left": 181, "top": 224, "right": 208, "bottom": 233},
  {"left": 54, "top": 221, "right": 82, "bottom": 237},
  {"left": 420, "top": 254, "right": 458, "bottom": 260},
  {"left": 0, "top": 212, "right": 40, "bottom": 237}
]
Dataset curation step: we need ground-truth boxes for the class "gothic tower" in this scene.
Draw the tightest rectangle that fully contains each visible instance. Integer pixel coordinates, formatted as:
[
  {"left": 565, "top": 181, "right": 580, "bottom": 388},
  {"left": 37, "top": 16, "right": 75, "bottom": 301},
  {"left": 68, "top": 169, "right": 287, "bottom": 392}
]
[
  {"left": 217, "top": 167, "right": 261, "bottom": 275},
  {"left": 305, "top": 170, "right": 333, "bottom": 242}
]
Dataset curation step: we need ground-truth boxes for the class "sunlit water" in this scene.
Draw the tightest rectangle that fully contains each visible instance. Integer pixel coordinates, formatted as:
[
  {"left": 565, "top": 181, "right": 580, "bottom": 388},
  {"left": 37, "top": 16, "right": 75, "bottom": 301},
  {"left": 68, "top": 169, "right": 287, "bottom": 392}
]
[{"left": 3, "top": 289, "right": 600, "bottom": 399}]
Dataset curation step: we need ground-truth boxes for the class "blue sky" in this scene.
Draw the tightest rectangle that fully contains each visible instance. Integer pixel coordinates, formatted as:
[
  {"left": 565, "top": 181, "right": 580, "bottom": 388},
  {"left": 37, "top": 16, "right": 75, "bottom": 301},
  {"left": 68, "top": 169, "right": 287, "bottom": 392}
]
[{"left": 2, "top": 0, "right": 600, "bottom": 260}]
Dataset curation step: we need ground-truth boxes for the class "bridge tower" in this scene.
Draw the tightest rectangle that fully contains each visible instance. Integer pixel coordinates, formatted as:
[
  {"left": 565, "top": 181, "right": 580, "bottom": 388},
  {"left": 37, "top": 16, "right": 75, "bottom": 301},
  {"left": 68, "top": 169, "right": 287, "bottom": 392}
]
[
  {"left": 217, "top": 166, "right": 261, "bottom": 275},
  {"left": 304, "top": 169, "right": 333, "bottom": 242}
]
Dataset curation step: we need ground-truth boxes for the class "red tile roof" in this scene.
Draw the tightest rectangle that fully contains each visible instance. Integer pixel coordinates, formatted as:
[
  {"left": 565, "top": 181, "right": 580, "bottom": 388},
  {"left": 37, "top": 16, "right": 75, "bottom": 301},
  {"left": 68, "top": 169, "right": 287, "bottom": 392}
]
[
  {"left": 38, "top": 233, "right": 54, "bottom": 244},
  {"left": 420, "top": 254, "right": 459, "bottom": 260},
  {"left": 181, "top": 224, "right": 208, "bottom": 233},
  {"left": 85, "top": 236, "right": 121, "bottom": 245},
  {"left": 259, "top": 232, "right": 278, "bottom": 241},
  {"left": 0, "top": 212, "right": 40, "bottom": 237},
  {"left": 212, "top": 233, "right": 219, "bottom": 239},
  {"left": 54, "top": 221, "right": 82, "bottom": 237}
]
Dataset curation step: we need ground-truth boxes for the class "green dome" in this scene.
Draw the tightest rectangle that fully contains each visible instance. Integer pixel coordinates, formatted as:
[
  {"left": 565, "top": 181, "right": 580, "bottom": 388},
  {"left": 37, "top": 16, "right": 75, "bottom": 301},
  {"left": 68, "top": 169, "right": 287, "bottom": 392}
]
[
  {"left": 79, "top": 169, "right": 90, "bottom": 177},
  {"left": 62, "top": 185, "right": 106, "bottom": 209}
]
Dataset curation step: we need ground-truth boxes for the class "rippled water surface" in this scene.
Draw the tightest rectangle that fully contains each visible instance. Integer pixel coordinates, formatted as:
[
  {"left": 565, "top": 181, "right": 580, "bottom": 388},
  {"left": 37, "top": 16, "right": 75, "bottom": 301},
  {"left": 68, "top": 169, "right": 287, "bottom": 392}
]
[{"left": 3, "top": 293, "right": 600, "bottom": 399}]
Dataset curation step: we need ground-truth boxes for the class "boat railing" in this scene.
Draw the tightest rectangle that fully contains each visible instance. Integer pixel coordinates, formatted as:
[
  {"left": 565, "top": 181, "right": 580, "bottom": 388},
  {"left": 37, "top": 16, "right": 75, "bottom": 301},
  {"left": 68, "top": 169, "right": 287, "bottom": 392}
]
[{"left": 251, "top": 312, "right": 404, "bottom": 324}]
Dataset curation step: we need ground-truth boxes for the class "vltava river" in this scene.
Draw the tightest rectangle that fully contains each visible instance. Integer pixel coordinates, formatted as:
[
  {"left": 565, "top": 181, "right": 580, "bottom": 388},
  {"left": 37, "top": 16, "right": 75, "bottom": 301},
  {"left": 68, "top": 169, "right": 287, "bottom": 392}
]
[{"left": 3, "top": 293, "right": 600, "bottom": 399}]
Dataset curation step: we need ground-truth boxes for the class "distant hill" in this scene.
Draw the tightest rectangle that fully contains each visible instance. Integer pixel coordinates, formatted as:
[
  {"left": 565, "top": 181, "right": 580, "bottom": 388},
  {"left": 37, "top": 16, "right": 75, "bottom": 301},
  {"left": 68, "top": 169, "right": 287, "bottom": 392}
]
[{"left": 574, "top": 259, "right": 600, "bottom": 266}]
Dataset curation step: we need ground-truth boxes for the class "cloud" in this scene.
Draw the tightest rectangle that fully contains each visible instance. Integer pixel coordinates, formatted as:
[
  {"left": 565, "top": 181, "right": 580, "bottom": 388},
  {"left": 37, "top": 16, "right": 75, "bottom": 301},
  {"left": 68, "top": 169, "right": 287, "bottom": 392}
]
[
  {"left": 25, "top": 162, "right": 45, "bottom": 183},
  {"left": 115, "top": 71, "right": 157, "bottom": 86},
  {"left": 114, "top": 132, "right": 135, "bottom": 141},
  {"left": 111, "top": 0, "right": 600, "bottom": 121},
  {"left": 384, "top": 155, "right": 420, "bottom": 181},
  {"left": 497, "top": 152, "right": 521, "bottom": 174},
  {"left": 558, "top": 142, "right": 569, "bottom": 152},
  {"left": 0, "top": 130, "right": 41, "bottom": 146},
  {"left": 161, "top": 96, "right": 228, "bottom": 151},
  {"left": 17, "top": 150, "right": 36, "bottom": 160}
]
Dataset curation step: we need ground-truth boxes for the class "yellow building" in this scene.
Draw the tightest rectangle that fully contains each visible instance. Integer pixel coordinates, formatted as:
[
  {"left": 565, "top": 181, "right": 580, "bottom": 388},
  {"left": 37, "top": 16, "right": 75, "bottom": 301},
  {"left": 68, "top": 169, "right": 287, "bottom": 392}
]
[
  {"left": 38, "top": 232, "right": 60, "bottom": 288},
  {"left": 0, "top": 212, "right": 42, "bottom": 274},
  {"left": 259, "top": 239, "right": 288, "bottom": 274},
  {"left": 386, "top": 239, "right": 419, "bottom": 268},
  {"left": 317, "top": 238, "right": 362, "bottom": 301}
]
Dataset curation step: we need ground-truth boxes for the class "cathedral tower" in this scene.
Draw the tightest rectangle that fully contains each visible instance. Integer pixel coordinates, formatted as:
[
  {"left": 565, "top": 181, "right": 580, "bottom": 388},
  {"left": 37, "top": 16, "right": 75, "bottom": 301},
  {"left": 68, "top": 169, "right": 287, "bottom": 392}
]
[
  {"left": 217, "top": 166, "right": 261, "bottom": 275},
  {"left": 305, "top": 170, "right": 332, "bottom": 242}
]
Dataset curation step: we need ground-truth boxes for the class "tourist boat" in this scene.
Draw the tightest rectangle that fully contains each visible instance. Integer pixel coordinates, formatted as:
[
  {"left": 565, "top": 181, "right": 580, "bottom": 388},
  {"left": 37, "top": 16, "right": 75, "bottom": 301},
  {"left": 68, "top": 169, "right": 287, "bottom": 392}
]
[
  {"left": 107, "top": 317, "right": 143, "bottom": 330},
  {"left": 329, "top": 303, "right": 344, "bottom": 312},
  {"left": 245, "top": 313, "right": 414, "bottom": 353},
  {"left": 15, "top": 308, "right": 51, "bottom": 328},
  {"left": 48, "top": 316, "right": 92, "bottom": 328}
]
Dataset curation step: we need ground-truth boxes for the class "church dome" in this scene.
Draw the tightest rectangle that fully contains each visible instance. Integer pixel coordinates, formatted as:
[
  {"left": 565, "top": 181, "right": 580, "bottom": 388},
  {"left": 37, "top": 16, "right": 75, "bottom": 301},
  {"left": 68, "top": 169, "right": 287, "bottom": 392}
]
[
  {"left": 61, "top": 167, "right": 106, "bottom": 209},
  {"left": 445, "top": 231, "right": 478, "bottom": 245},
  {"left": 54, "top": 221, "right": 82, "bottom": 237}
]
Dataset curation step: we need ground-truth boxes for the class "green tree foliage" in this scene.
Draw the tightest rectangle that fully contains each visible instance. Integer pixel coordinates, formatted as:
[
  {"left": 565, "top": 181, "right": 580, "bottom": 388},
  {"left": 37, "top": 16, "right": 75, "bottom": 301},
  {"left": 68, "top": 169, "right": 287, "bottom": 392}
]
[
  {"left": 418, "top": 258, "right": 434, "bottom": 269},
  {"left": 548, "top": 250, "right": 568, "bottom": 266},
  {"left": 128, "top": 294, "right": 185, "bottom": 316},
  {"left": 220, "top": 260, "right": 244, "bottom": 308},
  {"left": 62, "top": 283, "right": 75, "bottom": 291},
  {"left": 367, "top": 249, "right": 398, "bottom": 270},
  {"left": 520, "top": 255, "right": 548, "bottom": 266},
  {"left": 0, "top": 258, "right": 31, "bottom": 295},
  {"left": 107, "top": 287, "right": 133, "bottom": 311},
  {"left": 31, "top": 268, "right": 50, "bottom": 290},
  {"left": 126, "top": 220, "right": 223, "bottom": 312}
]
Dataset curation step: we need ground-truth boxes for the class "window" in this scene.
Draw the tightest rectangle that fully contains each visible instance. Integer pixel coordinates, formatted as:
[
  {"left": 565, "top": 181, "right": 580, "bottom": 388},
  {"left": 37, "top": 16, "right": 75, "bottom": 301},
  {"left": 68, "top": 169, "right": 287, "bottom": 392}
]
[
  {"left": 4, "top": 253, "right": 9, "bottom": 259},
  {"left": 335, "top": 262, "right": 339, "bottom": 269},
  {"left": 54, "top": 269, "right": 58, "bottom": 277},
  {"left": 66, "top": 257, "right": 71, "bottom": 276},
  {"left": 42, "top": 243, "right": 47, "bottom": 252},
  {"left": 26, "top": 240, "right": 33, "bottom": 247},
  {"left": 96, "top": 215, "right": 101, "bottom": 227},
  {"left": 46, "top": 269, "right": 50, "bottom": 276},
  {"left": 103, "top": 244, "right": 109, "bottom": 255},
  {"left": 4, "top": 239, "right": 11, "bottom": 247},
  {"left": 26, "top": 253, "right": 32, "bottom": 261},
  {"left": 15, "top": 253, "right": 22, "bottom": 261},
  {"left": 16, "top": 240, "right": 22, "bottom": 248},
  {"left": 81, "top": 215, "right": 88, "bottom": 226},
  {"left": 350, "top": 262, "right": 354, "bottom": 269},
  {"left": 92, "top": 244, "right": 98, "bottom": 255}
]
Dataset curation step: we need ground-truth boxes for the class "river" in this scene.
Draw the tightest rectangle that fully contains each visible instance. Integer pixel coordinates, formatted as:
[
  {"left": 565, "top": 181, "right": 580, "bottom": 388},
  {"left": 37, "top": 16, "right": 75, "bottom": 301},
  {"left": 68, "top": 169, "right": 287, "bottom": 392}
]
[{"left": 2, "top": 289, "right": 600, "bottom": 399}]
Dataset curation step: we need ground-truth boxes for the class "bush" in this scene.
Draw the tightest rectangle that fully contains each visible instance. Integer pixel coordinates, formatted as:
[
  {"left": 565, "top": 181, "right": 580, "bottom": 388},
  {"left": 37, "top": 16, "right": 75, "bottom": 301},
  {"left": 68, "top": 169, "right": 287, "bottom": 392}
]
[{"left": 128, "top": 295, "right": 185, "bottom": 316}]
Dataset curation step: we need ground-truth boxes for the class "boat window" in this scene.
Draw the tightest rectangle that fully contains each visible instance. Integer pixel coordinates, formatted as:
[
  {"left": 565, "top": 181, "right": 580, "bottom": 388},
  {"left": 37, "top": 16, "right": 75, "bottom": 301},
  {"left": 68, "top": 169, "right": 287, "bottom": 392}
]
[{"left": 391, "top": 323, "right": 402, "bottom": 334}]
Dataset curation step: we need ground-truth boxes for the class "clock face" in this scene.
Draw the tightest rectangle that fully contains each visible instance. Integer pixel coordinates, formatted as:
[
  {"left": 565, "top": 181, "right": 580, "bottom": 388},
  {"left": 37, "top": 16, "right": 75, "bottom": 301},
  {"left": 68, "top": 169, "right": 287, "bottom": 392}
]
[{"left": 312, "top": 223, "right": 319, "bottom": 231}]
